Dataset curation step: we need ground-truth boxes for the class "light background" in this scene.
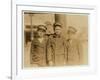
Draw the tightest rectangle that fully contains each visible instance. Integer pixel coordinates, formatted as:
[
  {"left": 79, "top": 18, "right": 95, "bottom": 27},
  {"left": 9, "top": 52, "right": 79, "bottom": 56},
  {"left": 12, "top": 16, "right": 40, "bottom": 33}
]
[{"left": 0, "top": 0, "right": 99, "bottom": 80}]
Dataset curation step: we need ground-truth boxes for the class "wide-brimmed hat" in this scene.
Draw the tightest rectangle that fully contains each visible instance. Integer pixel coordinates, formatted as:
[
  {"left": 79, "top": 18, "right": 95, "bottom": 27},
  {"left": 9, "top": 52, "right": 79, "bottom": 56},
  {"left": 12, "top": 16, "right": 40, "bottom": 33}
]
[{"left": 68, "top": 26, "right": 77, "bottom": 33}]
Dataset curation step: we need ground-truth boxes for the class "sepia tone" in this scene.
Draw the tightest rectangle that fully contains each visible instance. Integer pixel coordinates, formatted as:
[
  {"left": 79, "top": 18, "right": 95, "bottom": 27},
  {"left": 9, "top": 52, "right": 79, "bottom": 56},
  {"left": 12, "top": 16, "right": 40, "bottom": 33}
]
[{"left": 23, "top": 12, "right": 88, "bottom": 67}]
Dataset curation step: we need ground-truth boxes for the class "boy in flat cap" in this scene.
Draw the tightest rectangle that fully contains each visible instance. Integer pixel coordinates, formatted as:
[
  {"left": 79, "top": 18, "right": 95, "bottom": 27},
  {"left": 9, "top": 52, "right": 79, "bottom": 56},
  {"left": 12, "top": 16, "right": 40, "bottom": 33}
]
[
  {"left": 67, "top": 26, "right": 83, "bottom": 65},
  {"left": 47, "top": 23, "right": 67, "bottom": 66},
  {"left": 30, "top": 25, "right": 48, "bottom": 67}
]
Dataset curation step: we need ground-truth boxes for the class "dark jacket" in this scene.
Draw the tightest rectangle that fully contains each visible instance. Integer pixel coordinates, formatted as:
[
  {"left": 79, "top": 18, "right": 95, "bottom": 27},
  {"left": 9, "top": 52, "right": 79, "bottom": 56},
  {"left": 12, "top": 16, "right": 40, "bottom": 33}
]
[
  {"left": 67, "top": 39, "right": 82, "bottom": 65},
  {"left": 30, "top": 37, "right": 48, "bottom": 66},
  {"left": 47, "top": 34, "right": 68, "bottom": 66}
]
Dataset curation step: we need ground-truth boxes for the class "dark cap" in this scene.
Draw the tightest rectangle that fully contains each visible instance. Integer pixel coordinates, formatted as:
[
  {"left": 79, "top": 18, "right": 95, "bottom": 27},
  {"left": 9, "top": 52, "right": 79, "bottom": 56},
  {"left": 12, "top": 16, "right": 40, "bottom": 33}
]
[
  {"left": 53, "top": 22, "right": 62, "bottom": 27},
  {"left": 37, "top": 25, "right": 47, "bottom": 31},
  {"left": 53, "top": 23, "right": 62, "bottom": 30},
  {"left": 68, "top": 26, "right": 77, "bottom": 33}
]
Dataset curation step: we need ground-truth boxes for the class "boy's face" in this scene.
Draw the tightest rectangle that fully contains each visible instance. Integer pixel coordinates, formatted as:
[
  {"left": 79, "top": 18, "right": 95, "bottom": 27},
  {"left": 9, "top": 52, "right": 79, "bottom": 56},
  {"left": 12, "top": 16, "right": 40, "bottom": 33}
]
[
  {"left": 38, "top": 29, "right": 46, "bottom": 38},
  {"left": 68, "top": 31, "right": 74, "bottom": 39},
  {"left": 54, "top": 26, "right": 62, "bottom": 35}
]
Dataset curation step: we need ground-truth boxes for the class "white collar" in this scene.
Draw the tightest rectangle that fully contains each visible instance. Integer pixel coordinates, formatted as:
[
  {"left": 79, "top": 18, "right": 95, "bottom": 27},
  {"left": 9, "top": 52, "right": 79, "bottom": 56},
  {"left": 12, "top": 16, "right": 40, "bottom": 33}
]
[{"left": 38, "top": 38, "right": 44, "bottom": 43}]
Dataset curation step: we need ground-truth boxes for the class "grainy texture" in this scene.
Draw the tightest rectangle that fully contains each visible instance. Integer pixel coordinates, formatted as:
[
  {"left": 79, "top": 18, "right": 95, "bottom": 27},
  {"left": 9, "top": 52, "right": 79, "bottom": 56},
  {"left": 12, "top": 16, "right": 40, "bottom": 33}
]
[{"left": 24, "top": 12, "right": 88, "bottom": 67}]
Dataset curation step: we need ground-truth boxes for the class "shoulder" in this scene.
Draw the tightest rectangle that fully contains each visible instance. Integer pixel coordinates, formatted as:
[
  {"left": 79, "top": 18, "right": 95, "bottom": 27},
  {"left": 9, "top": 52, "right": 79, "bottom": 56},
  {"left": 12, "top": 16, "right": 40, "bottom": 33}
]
[
  {"left": 59, "top": 36, "right": 67, "bottom": 43},
  {"left": 32, "top": 38, "right": 38, "bottom": 42},
  {"left": 72, "top": 38, "right": 81, "bottom": 45},
  {"left": 61, "top": 36, "right": 66, "bottom": 40},
  {"left": 31, "top": 38, "right": 39, "bottom": 44}
]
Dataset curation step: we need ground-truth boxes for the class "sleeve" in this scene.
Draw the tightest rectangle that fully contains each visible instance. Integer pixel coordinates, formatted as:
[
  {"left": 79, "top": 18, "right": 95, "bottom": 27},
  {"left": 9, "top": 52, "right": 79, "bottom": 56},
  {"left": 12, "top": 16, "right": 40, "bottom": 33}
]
[
  {"left": 63, "top": 38, "right": 68, "bottom": 64},
  {"left": 30, "top": 40, "right": 39, "bottom": 64},
  {"left": 46, "top": 37, "right": 54, "bottom": 65},
  {"left": 77, "top": 40, "right": 83, "bottom": 64}
]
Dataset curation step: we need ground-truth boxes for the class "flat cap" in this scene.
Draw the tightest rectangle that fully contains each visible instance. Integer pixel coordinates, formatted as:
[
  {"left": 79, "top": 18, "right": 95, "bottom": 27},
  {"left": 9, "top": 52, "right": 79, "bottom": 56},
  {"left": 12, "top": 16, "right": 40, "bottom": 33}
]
[
  {"left": 68, "top": 26, "right": 77, "bottom": 33},
  {"left": 37, "top": 25, "right": 47, "bottom": 31},
  {"left": 53, "top": 22, "right": 62, "bottom": 27}
]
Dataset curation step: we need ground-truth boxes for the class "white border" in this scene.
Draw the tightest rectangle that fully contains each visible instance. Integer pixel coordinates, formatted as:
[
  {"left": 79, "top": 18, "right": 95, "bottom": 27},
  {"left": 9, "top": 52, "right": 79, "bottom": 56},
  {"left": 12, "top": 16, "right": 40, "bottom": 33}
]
[{"left": 12, "top": 2, "right": 97, "bottom": 80}]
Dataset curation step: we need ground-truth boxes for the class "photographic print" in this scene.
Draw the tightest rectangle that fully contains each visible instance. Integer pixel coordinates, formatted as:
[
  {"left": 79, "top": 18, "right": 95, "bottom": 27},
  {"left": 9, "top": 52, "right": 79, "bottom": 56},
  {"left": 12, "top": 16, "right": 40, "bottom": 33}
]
[
  {"left": 12, "top": 2, "right": 97, "bottom": 79},
  {"left": 23, "top": 12, "right": 88, "bottom": 68}
]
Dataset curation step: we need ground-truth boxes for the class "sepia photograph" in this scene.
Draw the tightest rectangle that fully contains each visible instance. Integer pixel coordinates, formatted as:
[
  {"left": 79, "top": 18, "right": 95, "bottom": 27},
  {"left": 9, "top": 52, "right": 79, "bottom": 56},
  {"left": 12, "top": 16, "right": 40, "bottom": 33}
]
[
  {"left": 23, "top": 11, "right": 88, "bottom": 67},
  {"left": 11, "top": 2, "right": 97, "bottom": 79},
  {"left": 10, "top": 0, "right": 98, "bottom": 79}
]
